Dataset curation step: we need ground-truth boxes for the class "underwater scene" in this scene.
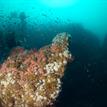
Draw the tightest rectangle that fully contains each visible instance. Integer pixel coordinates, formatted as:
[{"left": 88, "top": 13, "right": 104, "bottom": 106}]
[{"left": 0, "top": 0, "right": 107, "bottom": 107}]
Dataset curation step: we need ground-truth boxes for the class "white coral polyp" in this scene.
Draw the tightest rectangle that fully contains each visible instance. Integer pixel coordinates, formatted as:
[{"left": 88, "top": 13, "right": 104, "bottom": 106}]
[
  {"left": 45, "top": 61, "right": 62, "bottom": 74},
  {"left": 0, "top": 32, "right": 72, "bottom": 107}
]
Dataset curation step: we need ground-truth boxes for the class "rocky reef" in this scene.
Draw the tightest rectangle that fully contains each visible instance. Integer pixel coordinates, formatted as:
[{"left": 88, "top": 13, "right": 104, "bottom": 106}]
[{"left": 0, "top": 32, "right": 72, "bottom": 107}]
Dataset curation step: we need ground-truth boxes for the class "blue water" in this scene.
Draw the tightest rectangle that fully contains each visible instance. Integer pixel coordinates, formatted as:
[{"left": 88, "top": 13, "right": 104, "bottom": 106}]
[{"left": 0, "top": 0, "right": 107, "bottom": 107}]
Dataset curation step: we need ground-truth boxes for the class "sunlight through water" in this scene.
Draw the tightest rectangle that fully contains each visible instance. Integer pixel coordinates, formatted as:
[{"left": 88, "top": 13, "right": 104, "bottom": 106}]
[{"left": 41, "top": 0, "right": 77, "bottom": 8}]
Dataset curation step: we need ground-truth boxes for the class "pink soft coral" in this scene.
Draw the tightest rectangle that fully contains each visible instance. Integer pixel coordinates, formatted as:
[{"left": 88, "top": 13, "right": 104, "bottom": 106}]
[{"left": 0, "top": 32, "right": 72, "bottom": 107}]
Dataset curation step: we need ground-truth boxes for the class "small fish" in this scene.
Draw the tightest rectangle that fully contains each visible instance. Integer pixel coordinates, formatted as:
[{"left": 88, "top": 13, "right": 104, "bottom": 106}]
[
  {"left": 41, "top": 13, "right": 47, "bottom": 17},
  {"left": 56, "top": 17, "right": 59, "bottom": 20},
  {"left": 0, "top": 15, "right": 4, "bottom": 18},
  {"left": 54, "top": 20, "right": 58, "bottom": 24},
  {"left": 2, "top": 25, "right": 5, "bottom": 28},
  {"left": 86, "top": 69, "right": 89, "bottom": 73},
  {"left": 67, "top": 19, "right": 71, "bottom": 22}
]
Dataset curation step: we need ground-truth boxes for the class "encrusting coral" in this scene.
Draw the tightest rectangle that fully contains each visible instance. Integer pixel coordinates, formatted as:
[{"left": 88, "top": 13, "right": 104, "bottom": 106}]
[{"left": 0, "top": 32, "right": 73, "bottom": 107}]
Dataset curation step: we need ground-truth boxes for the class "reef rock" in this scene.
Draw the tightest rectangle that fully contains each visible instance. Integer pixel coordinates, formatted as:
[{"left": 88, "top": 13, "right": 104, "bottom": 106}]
[{"left": 0, "top": 32, "right": 72, "bottom": 107}]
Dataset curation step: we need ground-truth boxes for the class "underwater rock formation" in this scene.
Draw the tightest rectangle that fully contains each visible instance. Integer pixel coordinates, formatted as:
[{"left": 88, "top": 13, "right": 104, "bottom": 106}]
[{"left": 0, "top": 32, "right": 72, "bottom": 107}]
